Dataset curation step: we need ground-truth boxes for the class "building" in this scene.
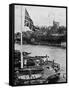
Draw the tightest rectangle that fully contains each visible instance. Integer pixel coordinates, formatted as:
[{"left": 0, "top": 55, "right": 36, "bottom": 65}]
[{"left": 53, "top": 20, "right": 59, "bottom": 30}]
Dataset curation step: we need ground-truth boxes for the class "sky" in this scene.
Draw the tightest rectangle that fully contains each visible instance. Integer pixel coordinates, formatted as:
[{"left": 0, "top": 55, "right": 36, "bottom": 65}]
[{"left": 15, "top": 5, "right": 66, "bottom": 32}]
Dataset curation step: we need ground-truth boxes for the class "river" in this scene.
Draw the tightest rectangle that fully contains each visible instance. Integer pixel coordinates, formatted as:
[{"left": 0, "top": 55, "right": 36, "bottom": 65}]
[{"left": 15, "top": 44, "right": 66, "bottom": 74}]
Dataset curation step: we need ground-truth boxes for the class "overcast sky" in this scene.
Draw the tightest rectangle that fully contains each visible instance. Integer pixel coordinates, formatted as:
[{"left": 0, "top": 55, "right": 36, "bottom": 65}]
[{"left": 15, "top": 5, "right": 66, "bottom": 32}]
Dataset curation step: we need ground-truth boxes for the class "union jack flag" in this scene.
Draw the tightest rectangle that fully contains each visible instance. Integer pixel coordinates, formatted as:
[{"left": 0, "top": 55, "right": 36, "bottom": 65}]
[{"left": 24, "top": 8, "right": 34, "bottom": 30}]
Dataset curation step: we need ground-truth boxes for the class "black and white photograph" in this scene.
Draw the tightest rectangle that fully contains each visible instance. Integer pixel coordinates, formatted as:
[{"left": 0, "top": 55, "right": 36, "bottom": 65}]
[{"left": 9, "top": 4, "right": 67, "bottom": 86}]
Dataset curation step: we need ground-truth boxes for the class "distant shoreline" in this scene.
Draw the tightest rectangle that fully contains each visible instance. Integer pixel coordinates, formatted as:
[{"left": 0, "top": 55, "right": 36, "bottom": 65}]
[
  {"left": 23, "top": 41, "right": 66, "bottom": 49},
  {"left": 15, "top": 42, "right": 66, "bottom": 49}
]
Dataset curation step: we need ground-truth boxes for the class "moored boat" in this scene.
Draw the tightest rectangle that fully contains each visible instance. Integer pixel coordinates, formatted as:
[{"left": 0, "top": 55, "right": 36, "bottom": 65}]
[{"left": 14, "top": 51, "right": 60, "bottom": 85}]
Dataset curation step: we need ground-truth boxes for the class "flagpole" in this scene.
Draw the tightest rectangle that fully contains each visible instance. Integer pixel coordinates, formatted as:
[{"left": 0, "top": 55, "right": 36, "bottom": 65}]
[{"left": 21, "top": 6, "right": 25, "bottom": 68}]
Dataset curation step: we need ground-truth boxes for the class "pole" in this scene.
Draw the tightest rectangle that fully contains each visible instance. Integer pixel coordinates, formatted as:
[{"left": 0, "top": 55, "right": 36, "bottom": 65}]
[{"left": 21, "top": 6, "right": 25, "bottom": 68}]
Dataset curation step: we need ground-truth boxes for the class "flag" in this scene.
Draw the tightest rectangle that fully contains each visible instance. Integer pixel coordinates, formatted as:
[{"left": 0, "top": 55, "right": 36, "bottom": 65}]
[{"left": 24, "top": 8, "right": 34, "bottom": 30}]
